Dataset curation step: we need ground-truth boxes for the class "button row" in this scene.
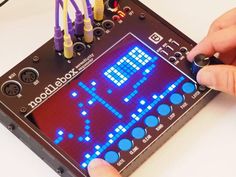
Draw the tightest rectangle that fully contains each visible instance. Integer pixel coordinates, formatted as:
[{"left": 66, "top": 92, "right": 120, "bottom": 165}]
[{"left": 104, "top": 82, "right": 196, "bottom": 164}]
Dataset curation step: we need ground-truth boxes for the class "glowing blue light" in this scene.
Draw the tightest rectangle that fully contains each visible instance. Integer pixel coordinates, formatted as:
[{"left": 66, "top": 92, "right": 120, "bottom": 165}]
[
  {"left": 153, "top": 95, "right": 158, "bottom": 99},
  {"left": 71, "top": 91, "right": 78, "bottom": 98},
  {"left": 88, "top": 100, "right": 93, "bottom": 105},
  {"left": 132, "top": 114, "right": 137, "bottom": 118},
  {"left": 57, "top": 130, "right": 64, "bottom": 136},
  {"left": 160, "top": 95, "right": 164, "bottom": 99},
  {"left": 85, "top": 154, "right": 91, "bottom": 159},
  {"left": 107, "top": 89, "right": 112, "bottom": 94},
  {"left": 78, "top": 137, "right": 83, "bottom": 142},
  {"left": 145, "top": 69, "right": 150, "bottom": 73},
  {"left": 95, "top": 145, "right": 101, "bottom": 150},
  {"left": 108, "top": 134, "right": 114, "bottom": 138},
  {"left": 95, "top": 151, "right": 101, "bottom": 156},
  {"left": 85, "top": 119, "right": 90, "bottom": 124},
  {"left": 85, "top": 131, "right": 90, "bottom": 135},
  {"left": 81, "top": 111, "right": 87, "bottom": 116},
  {"left": 91, "top": 81, "right": 96, "bottom": 86},
  {"left": 140, "top": 100, "right": 146, "bottom": 105},
  {"left": 54, "top": 136, "right": 64, "bottom": 145},
  {"left": 78, "top": 103, "right": 84, "bottom": 108},
  {"left": 168, "top": 86, "right": 173, "bottom": 91},
  {"left": 118, "top": 125, "right": 123, "bottom": 129},
  {"left": 138, "top": 108, "right": 142, "bottom": 113},
  {"left": 85, "top": 125, "right": 90, "bottom": 130},
  {"left": 124, "top": 98, "right": 129, "bottom": 102},
  {"left": 147, "top": 105, "right": 152, "bottom": 110},
  {"left": 122, "top": 128, "right": 127, "bottom": 132},
  {"left": 85, "top": 137, "right": 91, "bottom": 141},
  {"left": 68, "top": 133, "right": 74, "bottom": 139},
  {"left": 82, "top": 163, "right": 87, "bottom": 168},
  {"left": 109, "top": 139, "right": 114, "bottom": 144}
]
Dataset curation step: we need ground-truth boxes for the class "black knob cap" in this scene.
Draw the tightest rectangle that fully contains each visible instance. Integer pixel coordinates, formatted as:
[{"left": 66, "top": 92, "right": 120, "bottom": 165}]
[{"left": 192, "top": 54, "right": 210, "bottom": 76}]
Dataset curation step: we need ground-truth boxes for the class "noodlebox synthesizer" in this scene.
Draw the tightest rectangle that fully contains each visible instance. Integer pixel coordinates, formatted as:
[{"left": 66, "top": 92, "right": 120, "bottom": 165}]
[{"left": 0, "top": 0, "right": 220, "bottom": 177}]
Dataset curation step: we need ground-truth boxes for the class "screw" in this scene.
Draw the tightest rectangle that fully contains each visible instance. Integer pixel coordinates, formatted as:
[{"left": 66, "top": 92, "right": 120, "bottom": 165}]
[
  {"left": 7, "top": 124, "right": 15, "bottom": 132},
  {"left": 20, "top": 107, "right": 28, "bottom": 114},
  {"left": 198, "top": 85, "right": 207, "bottom": 92},
  {"left": 33, "top": 56, "right": 40, "bottom": 63},
  {"left": 56, "top": 167, "right": 64, "bottom": 175},
  {"left": 139, "top": 13, "right": 146, "bottom": 20}
]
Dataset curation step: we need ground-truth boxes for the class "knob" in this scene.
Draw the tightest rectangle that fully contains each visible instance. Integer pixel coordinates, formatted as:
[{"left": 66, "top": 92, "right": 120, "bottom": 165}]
[{"left": 191, "top": 54, "right": 210, "bottom": 76}]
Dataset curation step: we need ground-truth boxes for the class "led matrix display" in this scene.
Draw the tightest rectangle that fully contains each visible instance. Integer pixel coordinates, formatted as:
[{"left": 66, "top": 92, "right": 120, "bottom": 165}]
[{"left": 27, "top": 33, "right": 194, "bottom": 172}]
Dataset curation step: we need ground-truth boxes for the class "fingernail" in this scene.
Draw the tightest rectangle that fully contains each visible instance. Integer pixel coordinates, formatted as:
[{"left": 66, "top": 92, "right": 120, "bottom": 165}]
[{"left": 197, "top": 70, "right": 215, "bottom": 88}]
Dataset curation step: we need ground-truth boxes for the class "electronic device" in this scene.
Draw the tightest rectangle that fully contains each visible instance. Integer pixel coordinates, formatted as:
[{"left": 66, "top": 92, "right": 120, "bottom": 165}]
[{"left": 0, "top": 0, "right": 220, "bottom": 176}]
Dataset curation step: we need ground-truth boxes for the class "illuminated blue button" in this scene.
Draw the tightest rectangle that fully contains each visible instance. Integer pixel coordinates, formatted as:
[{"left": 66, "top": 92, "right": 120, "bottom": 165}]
[
  {"left": 104, "top": 151, "right": 119, "bottom": 164},
  {"left": 132, "top": 127, "right": 146, "bottom": 139},
  {"left": 182, "top": 82, "right": 196, "bottom": 94},
  {"left": 157, "top": 104, "right": 172, "bottom": 116},
  {"left": 118, "top": 139, "right": 133, "bottom": 151},
  {"left": 170, "top": 93, "right": 184, "bottom": 105},
  {"left": 144, "top": 115, "right": 160, "bottom": 127}
]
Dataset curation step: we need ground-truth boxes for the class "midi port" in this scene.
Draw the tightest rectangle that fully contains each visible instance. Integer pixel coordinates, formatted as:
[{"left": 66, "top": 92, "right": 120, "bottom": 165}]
[
  {"left": 73, "top": 42, "right": 86, "bottom": 53},
  {"left": 19, "top": 67, "right": 39, "bottom": 84},
  {"left": 93, "top": 27, "right": 105, "bottom": 37},
  {"left": 102, "top": 20, "right": 115, "bottom": 30},
  {"left": 1, "top": 81, "right": 22, "bottom": 96}
]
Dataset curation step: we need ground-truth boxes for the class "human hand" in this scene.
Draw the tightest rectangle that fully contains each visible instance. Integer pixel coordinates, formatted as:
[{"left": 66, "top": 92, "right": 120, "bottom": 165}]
[
  {"left": 88, "top": 159, "right": 121, "bottom": 177},
  {"left": 187, "top": 8, "right": 236, "bottom": 96}
]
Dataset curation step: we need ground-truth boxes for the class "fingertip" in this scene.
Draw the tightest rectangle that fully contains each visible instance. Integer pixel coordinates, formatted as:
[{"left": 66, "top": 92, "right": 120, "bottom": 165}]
[
  {"left": 88, "top": 158, "right": 108, "bottom": 171},
  {"left": 88, "top": 158, "right": 121, "bottom": 177},
  {"left": 187, "top": 49, "right": 196, "bottom": 62},
  {"left": 196, "top": 66, "right": 215, "bottom": 88}
]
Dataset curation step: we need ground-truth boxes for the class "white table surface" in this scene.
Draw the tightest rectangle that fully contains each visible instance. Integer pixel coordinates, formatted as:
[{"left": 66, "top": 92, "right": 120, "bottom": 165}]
[{"left": 0, "top": 0, "right": 236, "bottom": 177}]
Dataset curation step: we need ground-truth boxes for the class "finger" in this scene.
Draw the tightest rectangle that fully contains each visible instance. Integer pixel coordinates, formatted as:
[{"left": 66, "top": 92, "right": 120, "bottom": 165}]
[
  {"left": 208, "top": 8, "right": 236, "bottom": 35},
  {"left": 219, "top": 50, "right": 236, "bottom": 65},
  {"left": 88, "top": 159, "right": 122, "bottom": 177},
  {"left": 197, "top": 65, "right": 236, "bottom": 96},
  {"left": 187, "top": 24, "right": 236, "bottom": 62}
]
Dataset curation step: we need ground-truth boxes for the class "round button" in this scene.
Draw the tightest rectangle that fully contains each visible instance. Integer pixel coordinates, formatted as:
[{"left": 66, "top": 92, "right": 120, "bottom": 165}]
[
  {"left": 170, "top": 93, "right": 184, "bottom": 105},
  {"left": 182, "top": 82, "right": 196, "bottom": 94},
  {"left": 157, "top": 104, "right": 172, "bottom": 116},
  {"left": 144, "top": 115, "right": 160, "bottom": 127},
  {"left": 104, "top": 151, "right": 119, "bottom": 164},
  {"left": 132, "top": 127, "right": 146, "bottom": 139},
  {"left": 118, "top": 139, "right": 133, "bottom": 151}
]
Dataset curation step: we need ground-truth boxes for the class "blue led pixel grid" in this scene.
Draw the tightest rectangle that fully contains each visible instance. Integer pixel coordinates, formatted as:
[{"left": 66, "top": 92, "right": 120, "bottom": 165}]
[
  {"left": 104, "top": 46, "right": 158, "bottom": 87},
  {"left": 28, "top": 33, "right": 196, "bottom": 172}
]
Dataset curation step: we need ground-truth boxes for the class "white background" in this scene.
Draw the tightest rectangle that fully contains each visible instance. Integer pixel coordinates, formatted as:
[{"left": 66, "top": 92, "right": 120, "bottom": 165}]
[{"left": 0, "top": 0, "right": 236, "bottom": 177}]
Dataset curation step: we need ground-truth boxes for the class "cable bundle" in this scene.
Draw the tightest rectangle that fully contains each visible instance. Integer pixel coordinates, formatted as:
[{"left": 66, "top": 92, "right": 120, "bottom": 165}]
[{"left": 54, "top": 0, "right": 101, "bottom": 59}]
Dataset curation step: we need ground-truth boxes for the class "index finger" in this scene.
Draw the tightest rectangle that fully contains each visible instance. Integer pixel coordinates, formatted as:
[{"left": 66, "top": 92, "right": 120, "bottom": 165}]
[
  {"left": 187, "top": 24, "right": 236, "bottom": 63},
  {"left": 208, "top": 8, "right": 236, "bottom": 35}
]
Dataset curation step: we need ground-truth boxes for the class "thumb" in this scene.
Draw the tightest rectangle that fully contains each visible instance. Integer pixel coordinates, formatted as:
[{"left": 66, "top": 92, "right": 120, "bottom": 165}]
[
  {"left": 197, "top": 65, "right": 236, "bottom": 96},
  {"left": 88, "top": 159, "right": 122, "bottom": 177}
]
